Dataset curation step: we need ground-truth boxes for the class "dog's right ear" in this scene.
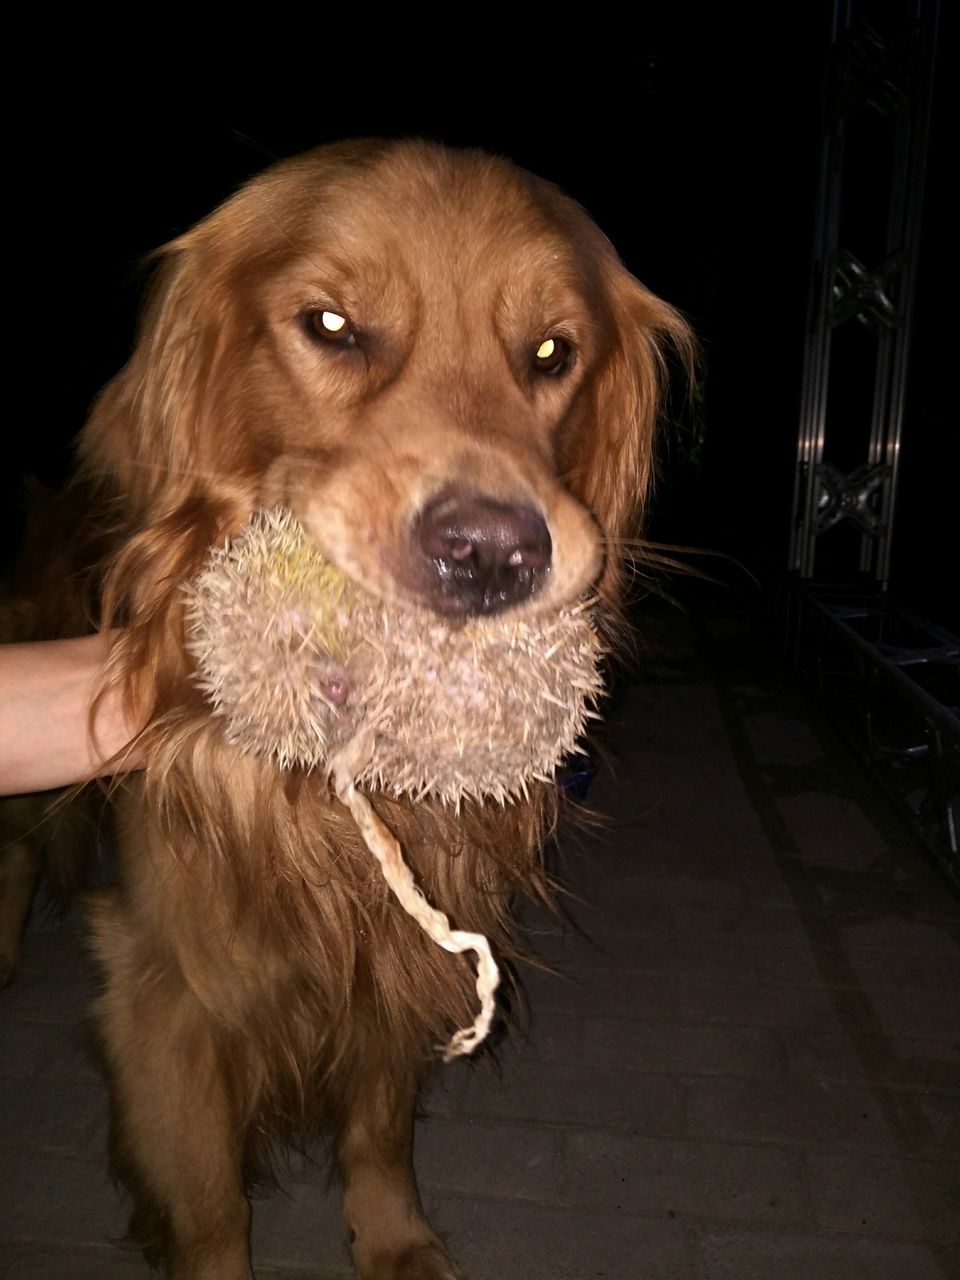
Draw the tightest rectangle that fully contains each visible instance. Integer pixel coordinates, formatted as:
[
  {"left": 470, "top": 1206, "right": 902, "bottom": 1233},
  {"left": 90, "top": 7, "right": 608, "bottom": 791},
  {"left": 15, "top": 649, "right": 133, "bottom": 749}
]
[
  {"left": 79, "top": 236, "right": 253, "bottom": 716},
  {"left": 79, "top": 240, "right": 232, "bottom": 522}
]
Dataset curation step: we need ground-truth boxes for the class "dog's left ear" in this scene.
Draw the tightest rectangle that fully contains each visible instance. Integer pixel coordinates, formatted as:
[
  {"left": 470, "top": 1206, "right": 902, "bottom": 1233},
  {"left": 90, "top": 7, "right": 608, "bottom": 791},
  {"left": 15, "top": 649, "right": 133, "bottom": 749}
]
[{"left": 562, "top": 268, "right": 694, "bottom": 602}]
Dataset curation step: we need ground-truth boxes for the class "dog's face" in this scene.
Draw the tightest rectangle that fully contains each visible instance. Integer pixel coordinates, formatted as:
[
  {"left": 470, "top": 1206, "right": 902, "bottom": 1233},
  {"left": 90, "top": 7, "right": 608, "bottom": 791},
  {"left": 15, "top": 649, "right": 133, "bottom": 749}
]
[
  {"left": 256, "top": 146, "right": 608, "bottom": 618},
  {"left": 85, "top": 140, "right": 687, "bottom": 623}
]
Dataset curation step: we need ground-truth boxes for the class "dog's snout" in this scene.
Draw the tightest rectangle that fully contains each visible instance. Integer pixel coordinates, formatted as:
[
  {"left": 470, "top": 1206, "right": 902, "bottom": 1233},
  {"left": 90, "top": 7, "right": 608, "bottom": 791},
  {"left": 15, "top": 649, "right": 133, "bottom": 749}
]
[{"left": 416, "top": 493, "right": 552, "bottom": 617}]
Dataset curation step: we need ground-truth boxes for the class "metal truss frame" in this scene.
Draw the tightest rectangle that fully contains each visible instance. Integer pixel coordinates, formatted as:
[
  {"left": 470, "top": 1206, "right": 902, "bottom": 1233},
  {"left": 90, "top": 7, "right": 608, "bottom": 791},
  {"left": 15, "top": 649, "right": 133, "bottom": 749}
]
[
  {"left": 788, "top": 1, "right": 938, "bottom": 587},
  {"left": 793, "top": 588, "right": 959, "bottom": 888},
  {"left": 785, "top": 3, "right": 954, "bottom": 883}
]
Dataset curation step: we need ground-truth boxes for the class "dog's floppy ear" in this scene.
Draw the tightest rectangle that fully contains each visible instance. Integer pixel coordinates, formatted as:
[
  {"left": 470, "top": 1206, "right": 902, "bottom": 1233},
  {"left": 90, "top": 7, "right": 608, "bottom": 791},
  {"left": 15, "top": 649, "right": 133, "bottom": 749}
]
[
  {"left": 79, "top": 238, "right": 236, "bottom": 522},
  {"left": 78, "top": 233, "right": 255, "bottom": 721},
  {"left": 564, "top": 267, "right": 693, "bottom": 603}
]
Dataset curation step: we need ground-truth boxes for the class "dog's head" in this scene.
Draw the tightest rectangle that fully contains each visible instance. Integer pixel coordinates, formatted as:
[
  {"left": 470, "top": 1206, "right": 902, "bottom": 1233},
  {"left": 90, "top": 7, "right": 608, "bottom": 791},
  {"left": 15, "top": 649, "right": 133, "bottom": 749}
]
[{"left": 84, "top": 139, "right": 690, "bottom": 634}]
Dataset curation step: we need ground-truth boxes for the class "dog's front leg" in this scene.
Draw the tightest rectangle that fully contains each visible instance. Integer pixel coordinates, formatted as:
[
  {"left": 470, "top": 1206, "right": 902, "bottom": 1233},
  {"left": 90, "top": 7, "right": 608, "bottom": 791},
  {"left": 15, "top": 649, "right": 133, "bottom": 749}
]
[
  {"left": 90, "top": 889, "right": 253, "bottom": 1280},
  {"left": 336, "top": 1055, "right": 459, "bottom": 1280}
]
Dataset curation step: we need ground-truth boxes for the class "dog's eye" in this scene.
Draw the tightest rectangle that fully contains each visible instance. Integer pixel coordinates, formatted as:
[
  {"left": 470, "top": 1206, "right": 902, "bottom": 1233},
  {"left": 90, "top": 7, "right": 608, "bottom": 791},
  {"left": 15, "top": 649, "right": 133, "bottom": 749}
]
[
  {"left": 304, "top": 309, "right": 357, "bottom": 347},
  {"left": 532, "top": 336, "right": 572, "bottom": 376}
]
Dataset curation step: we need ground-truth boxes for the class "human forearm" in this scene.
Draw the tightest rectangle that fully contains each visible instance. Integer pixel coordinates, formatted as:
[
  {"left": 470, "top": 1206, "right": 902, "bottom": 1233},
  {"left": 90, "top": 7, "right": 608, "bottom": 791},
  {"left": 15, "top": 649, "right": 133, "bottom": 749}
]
[{"left": 0, "top": 634, "right": 139, "bottom": 794}]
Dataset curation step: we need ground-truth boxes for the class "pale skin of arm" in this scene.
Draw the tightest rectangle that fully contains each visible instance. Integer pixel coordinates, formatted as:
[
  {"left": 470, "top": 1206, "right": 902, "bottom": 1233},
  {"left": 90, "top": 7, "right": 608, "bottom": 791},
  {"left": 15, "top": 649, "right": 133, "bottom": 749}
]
[{"left": 0, "top": 634, "right": 141, "bottom": 795}]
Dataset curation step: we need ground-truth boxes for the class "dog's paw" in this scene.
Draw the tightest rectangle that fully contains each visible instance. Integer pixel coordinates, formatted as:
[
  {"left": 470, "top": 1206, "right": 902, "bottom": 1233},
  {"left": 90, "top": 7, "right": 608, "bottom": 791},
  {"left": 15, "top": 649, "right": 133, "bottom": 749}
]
[
  {"left": 357, "top": 1240, "right": 460, "bottom": 1280},
  {"left": 393, "top": 1241, "right": 460, "bottom": 1280}
]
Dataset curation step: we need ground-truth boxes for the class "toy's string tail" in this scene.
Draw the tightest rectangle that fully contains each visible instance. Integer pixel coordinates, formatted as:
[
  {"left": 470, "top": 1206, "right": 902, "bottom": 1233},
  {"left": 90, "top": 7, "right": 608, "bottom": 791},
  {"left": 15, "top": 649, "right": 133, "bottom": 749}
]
[{"left": 330, "top": 738, "right": 500, "bottom": 1061}]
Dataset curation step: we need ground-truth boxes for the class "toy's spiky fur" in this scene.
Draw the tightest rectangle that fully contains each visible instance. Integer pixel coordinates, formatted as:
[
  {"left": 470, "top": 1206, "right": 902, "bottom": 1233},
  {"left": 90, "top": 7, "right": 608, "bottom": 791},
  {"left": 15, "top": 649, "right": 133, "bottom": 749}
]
[
  {"left": 182, "top": 507, "right": 603, "bottom": 1057},
  {"left": 185, "top": 509, "right": 604, "bottom": 807}
]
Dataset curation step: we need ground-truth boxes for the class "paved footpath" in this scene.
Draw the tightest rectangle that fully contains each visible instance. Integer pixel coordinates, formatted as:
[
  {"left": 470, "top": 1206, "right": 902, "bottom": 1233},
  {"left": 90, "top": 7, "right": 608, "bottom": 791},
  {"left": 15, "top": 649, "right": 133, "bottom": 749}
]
[{"left": 1, "top": 599, "right": 957, "bottom": 1278}]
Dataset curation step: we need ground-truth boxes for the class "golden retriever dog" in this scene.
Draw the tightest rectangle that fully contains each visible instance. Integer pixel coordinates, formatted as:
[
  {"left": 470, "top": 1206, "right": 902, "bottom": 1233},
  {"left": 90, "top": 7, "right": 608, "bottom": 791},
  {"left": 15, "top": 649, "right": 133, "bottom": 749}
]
[{"left": 78, "top": 139, "right": 690, "bottom": 1279}]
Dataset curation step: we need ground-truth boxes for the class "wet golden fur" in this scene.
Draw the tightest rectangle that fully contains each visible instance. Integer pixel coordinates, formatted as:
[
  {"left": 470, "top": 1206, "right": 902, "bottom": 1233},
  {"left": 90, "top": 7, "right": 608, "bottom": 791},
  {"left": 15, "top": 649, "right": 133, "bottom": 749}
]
[{"left": 80, "top": 139, "right": 690, "bottom": 1278}]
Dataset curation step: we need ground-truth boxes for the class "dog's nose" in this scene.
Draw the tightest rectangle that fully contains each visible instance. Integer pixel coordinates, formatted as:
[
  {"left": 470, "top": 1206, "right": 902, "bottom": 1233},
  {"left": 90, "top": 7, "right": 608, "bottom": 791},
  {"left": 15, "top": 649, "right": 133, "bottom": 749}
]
[{"left": 416, "top": 492, "right": 552, "bottom": 616}]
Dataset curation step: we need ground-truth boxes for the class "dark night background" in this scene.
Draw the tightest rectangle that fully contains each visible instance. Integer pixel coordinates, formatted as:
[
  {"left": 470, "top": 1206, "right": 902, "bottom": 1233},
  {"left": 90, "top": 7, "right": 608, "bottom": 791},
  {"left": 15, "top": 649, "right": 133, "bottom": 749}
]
[{"left": 5, "top": 6, "right": 952, "bottom": 631}]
